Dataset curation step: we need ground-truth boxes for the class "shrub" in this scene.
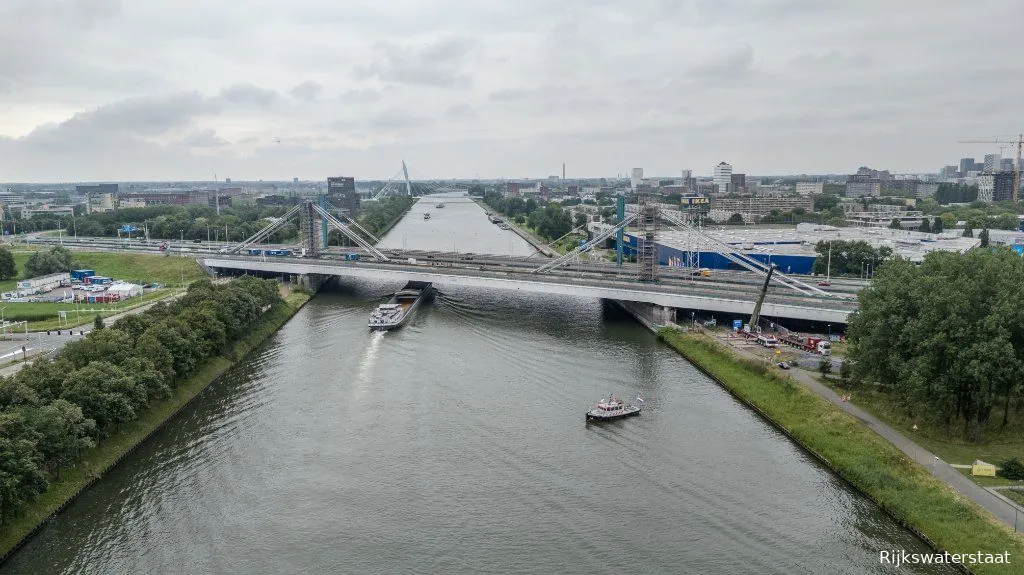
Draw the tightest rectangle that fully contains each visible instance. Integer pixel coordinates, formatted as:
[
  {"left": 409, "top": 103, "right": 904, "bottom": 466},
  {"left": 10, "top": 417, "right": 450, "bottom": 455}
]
[{"left": 1000, "top": 457, "right": 1024, "bottom": 480}]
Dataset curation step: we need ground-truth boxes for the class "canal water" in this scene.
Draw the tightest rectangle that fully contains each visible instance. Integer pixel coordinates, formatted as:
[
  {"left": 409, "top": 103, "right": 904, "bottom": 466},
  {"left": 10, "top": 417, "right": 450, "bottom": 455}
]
[{"left": 2, "top": 195, "right": 954, "bottom": 574}]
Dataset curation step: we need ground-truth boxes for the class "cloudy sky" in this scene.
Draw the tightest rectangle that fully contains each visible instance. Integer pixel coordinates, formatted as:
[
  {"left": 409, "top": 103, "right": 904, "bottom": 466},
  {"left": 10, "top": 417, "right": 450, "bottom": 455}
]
[{"left": 1, "top": 0, "right": 1022, "bottom": 182}]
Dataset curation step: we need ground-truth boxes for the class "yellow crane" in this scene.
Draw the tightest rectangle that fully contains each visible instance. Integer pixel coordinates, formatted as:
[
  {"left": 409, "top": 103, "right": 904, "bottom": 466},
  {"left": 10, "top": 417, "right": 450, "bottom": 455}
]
[{"left": 958, "top": 134, "right": 1023, "bottom": 202}]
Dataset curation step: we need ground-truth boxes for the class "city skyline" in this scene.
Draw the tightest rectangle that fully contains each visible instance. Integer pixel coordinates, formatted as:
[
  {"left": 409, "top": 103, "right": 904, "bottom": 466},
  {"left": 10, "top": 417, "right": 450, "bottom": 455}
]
[{"left": 1, "top": 0, "right": 1022, "bottom": 181}]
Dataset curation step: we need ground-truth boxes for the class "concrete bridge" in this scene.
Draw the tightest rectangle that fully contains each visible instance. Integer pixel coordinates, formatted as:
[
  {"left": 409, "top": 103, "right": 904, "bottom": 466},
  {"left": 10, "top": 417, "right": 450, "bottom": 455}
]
[{"left": 203, "top": 255, "right": 856, "bottom": 325}]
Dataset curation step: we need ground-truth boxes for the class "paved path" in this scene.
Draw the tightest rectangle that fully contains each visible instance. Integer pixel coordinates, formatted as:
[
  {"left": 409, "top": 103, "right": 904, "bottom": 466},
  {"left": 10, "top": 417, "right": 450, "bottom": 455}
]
[{"left": 715, "top": 332, "right": 1023, "bottom": 530}]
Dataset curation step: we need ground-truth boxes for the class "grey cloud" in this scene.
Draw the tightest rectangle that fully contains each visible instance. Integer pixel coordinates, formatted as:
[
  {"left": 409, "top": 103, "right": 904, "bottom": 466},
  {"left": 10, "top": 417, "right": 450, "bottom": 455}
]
[
  {"left": 339, "top": 88, "right": 382, "bottom": 104},
  {"left": 219, "top": 84, "right": 281, "bottom": 107},
  {"left": 488, "top": 89, "right": 530, "bottom": 102},
  {"left": 290, "top": 81, "right": 323, "bottom": 102},
  {"left": 353, "top": 37, "right": 477, "bottom": 88},
  {"left": 35, "top": 92, "right": 220, "bottom": 141},
  {"left": 178, "top": 129, "right": 230, "bottom": 148},
  {"left": 689, "top": 44, "right": 756, "bottom": 80},
  {"left": 366, "top": 109, "right": 433, "bottom": 130},
  {"left": 444, "top": 104, "right": 477, "bottom": 120}
]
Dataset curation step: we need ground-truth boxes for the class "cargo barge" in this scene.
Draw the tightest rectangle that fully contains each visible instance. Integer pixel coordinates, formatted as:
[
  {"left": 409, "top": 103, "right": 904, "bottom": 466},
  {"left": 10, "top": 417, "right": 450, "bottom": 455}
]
[{"left": 368, "top": 281, "right": 434, "bottom": 331}]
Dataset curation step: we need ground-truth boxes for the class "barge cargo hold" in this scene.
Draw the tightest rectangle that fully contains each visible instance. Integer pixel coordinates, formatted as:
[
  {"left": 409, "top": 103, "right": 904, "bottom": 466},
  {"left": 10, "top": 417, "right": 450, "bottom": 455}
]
[{"left": 368, "top": 281, "right": 434, "bottom": 331}]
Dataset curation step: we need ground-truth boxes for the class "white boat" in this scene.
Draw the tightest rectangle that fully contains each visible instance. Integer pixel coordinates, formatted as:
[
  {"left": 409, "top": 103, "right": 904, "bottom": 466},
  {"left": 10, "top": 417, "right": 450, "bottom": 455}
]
[
  {"left": 436, "top": 202, "right": 445, "bottom": 208},
  {"left": 585, "top": 394, "right": 641, "bottom": 422},
  {"left": 423, "top": 212, "right": 431, "bottom": 220}
]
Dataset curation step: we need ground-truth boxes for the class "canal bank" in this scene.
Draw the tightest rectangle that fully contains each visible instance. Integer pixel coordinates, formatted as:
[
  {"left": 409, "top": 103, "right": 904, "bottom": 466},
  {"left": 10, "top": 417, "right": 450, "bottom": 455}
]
[
  {"left": 657, "top": 330, "right": 1024, "bottom": 575},
  {"left": 0, "top": 291, "right": 312, "bottom": 564},
  {"left": 471, "top": 198, "right": 556, "bottom": 257}
]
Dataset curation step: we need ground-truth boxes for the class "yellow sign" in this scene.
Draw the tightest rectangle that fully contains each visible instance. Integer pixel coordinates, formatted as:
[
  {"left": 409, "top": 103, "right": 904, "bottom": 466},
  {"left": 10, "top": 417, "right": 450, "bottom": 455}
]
[{"left": 972, "top": 463, "right": 997, "bottom": 477}]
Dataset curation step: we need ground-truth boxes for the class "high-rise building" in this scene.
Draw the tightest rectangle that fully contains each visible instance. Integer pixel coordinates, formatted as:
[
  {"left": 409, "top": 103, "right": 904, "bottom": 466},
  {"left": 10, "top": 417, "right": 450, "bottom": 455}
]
[
  {"left": 978, "top": 172, "right": 1015, "bottom": 203},
  {"left": 730, "top": 173, "right": 746, "bottom": 194},
  {"left": 940, "top": 165, "right": 958, "bottom": 179},
  {"left": 631, "top": 168, "right": 644, "bottom": 190},
  {"left": 959, "top": 158, "right": 975, "bottom": 176},
  {"left": 1001, "top": 158, "right": 1015, "bottom": 172},
  {"left": 984, "top": 154, "right": 1002, "bottom": 173},
  {"left": 327, "top": 176, "right": 359, "bottom": 215},
  {"left": 713, "top": 162, "right": 732, "bottom": 194}
]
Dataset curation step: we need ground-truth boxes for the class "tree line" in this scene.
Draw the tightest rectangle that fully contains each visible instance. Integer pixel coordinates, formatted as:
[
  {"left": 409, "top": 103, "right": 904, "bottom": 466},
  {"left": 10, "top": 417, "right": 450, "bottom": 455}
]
[
  {"left": 847, "top": 248, "right": 1024, "bottom": 440},
  {"left": 482, "top": 192, "right": 574, "bottom": 240},
  {"left": 0, "top": 277, "right": 280, "bottom": 525},
  {"left": 811, "top": 240, "right": 893, "bottom": 276},
  {"left": 61, "top": 205, "right": 296, "bottom": 244},
  {"left": 934, "top": 183, "right": 978, "bottom": 205}
]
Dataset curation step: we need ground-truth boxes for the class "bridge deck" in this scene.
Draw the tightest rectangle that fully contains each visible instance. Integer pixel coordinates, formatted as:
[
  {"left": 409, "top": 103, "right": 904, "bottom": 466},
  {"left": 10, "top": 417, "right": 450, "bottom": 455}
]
[{"left": 204, "top": 256, "right": 855, "bottom": 324}]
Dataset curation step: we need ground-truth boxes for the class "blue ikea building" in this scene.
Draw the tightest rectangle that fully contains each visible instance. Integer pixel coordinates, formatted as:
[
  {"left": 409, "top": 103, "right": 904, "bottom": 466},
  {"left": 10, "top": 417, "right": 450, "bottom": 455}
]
[{"left": 622, "top": 233, "right": 818, "bottom": 275}]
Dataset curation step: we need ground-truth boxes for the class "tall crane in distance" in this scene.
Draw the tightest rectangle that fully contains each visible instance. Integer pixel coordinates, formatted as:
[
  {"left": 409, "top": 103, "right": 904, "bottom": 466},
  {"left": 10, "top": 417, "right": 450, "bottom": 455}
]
[{"left": 958, "top": 134, "right": 1023, "bottom": 202}]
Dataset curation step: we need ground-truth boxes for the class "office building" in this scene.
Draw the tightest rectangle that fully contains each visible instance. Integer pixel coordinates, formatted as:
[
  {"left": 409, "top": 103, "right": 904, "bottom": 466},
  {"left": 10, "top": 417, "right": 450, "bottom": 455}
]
[
  {"left": 631, "top": 168, "right": 644, "bottom": 190},
  {"left": 75, "top": 183, "right": 119, "bottom": 196},
  {"left": 795, "top": 182, "right": 824, "bottom": 195},
  {"left": 708, "top": 196, "right": 813, "bottom": 222},
  {"left": 984, "top": 154, "right": 1002, "bottom": 173},
  {"left": 730, "top": 173, "right": 746, "bottom": 194},
  {"left": 959, "top": 158, "right": 976, "bottom": 176},
  {"left": 713, "top": 162, "right": 732, "bottom": 194},
  {"left": 1001, "top": 158, "right": 1015, "bottom": 172},
  {"left": 978, "top": 172, "right": 1015, "bottom": 203},
  {"left": 327, "top": 176, "right": 360, "bottom": 215}
]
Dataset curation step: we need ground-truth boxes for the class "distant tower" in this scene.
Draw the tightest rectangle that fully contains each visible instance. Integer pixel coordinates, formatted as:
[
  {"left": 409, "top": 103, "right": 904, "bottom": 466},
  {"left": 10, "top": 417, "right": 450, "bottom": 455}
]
[
  {"left": 636, "top": 189, "right": 659, "bottom": 282},
  {"left": 714, "top": 162, "right": 733, "bottom": 194},
  {"left": 631, "top": 168, "right": 644, "bottom": 190},
  {"left": 562, "top": 162, "right": 566, "bottom": 186}
]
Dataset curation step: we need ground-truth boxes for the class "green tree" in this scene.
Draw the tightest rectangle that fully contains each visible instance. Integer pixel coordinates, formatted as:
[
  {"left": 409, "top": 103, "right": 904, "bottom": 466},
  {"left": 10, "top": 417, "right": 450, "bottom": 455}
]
[
  {"left": 727, "top": 213, "right": 744, "bottom": 225},
  {"left": 847, "top": 249, "right": 1024, "bottom": 440},
  {"left": 919, "top": 218, "right": 931, "bottom": 233},
  {"left": 818, "top": 358, "right": 833, "bottom": 378},
  {"left": 932, "top": 217, "right": 944, "bottom": 233},
  {"left": 468, "top": 184, "right": 485, "bottom": 196},
  {"left": 0, "top": 247, "right": 16, "bottom": 280},
  {"left": 839, "top": 360, "right": 852, "bottom": 384},
  {"left": 24, "top": 246, "right": 77, "bottom": 278},
  {"left": 889, "top": 218, "right": 902, "bottom": 229},
  {"left": 93, "top": 315, "right": 105, "bottom": 331},
  {"left": 27, "top": 400, "right": 95, "bottom": 474},
  {"left": 980, "top": 228, "right": 990, "bottom": 247},
  {"left": 963, "top": 227, "right": 974, "bottom": 238},
  {"left": 574, "top": 212, "right": 588, "bottom": 230},
  {"left": 0, "top": 411, "right": 47, "bottom": 526}
]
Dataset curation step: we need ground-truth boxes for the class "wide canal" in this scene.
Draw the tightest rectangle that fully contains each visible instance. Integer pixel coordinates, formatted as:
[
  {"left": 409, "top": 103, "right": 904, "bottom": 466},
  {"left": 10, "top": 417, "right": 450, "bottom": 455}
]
[{"left": 2, "top": 195, "right": 952, "bottom": 574}]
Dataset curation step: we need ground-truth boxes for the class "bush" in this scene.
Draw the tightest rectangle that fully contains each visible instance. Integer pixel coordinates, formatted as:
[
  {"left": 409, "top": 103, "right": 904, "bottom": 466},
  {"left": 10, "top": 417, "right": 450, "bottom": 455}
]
[{"left": 1000, "top": 457, "right": 1024, "bottom": 480}]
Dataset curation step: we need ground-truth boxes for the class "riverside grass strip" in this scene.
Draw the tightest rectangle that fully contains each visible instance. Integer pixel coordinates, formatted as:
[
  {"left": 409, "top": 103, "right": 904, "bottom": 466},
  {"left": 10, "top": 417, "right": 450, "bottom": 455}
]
[
  {"left": 658, "top": 329, "right": 1024, "bottom": 575},
  {"left": 0, "top": 292, "right": 311, "bottom": 562}
]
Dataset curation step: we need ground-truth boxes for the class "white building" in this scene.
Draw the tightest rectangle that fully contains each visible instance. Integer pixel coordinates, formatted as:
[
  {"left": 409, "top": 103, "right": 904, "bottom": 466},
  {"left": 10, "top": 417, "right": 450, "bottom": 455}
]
[
  {"left": 713, "top": 162, "right": 733, "bottom": 194},
  {"left": 794, "top": 182, "right": 824, "bottom": 196},
  {"left": 107, "top": 283, "right": 143, "bottom": 299},
  {"left": 631, "top": 168, "right": 643, "bottom": 190},
  {"left": 984, "top": 154, "right": 1002, "bottom": 173},
  {"left": 17, "top": 272, "right": 70, "bottom": 295}
]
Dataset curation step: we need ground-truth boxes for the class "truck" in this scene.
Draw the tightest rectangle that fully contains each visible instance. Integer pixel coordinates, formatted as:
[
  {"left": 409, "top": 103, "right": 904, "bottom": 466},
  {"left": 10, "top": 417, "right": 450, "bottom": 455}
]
[
  {"left": 71, "top": 269, "right": 95, "bottom": 283},
  {"left": 779, "top": 333, "right": 832, "bottom": 355},
  {"left": 755, "top": 334, "right": 779, "bottom": 348},
  {"left": 342, "top": 253, "right": 360, "bottom": 261}
]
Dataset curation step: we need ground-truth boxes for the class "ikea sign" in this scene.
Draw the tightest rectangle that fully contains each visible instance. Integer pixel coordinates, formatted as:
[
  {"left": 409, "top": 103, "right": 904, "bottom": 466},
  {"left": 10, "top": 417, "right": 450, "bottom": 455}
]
[{"left": 681, "top": 196, "right": 710, "bottom": 206}]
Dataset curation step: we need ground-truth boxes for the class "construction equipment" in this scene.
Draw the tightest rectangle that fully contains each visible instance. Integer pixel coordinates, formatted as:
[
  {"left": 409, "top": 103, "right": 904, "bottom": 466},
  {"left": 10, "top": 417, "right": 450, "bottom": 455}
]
[
  {"left": 958, "top": 134, "right": 1023, "bottom": 202},
  {"left": 748, "top": 264, "right": 776, "bottom": 332}
]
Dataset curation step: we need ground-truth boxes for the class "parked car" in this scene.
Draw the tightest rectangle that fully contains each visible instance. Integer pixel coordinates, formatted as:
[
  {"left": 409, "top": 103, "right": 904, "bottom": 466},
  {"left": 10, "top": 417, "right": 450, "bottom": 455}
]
[{"left": 777, "top": 361, "right": 790, "bottom": 370}]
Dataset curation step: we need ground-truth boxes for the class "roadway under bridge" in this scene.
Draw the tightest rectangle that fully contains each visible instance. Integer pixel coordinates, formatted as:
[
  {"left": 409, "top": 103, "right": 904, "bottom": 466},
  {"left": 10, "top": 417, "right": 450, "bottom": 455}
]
[{"left": 203, "top": 256, "right": 855, "bottom": 324}]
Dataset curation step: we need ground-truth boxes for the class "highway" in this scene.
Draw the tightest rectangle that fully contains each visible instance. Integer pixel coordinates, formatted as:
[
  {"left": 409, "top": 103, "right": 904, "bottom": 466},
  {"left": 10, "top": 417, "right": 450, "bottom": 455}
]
[{"left": 21, "top": 234, "right": 868, "bottom": 304}]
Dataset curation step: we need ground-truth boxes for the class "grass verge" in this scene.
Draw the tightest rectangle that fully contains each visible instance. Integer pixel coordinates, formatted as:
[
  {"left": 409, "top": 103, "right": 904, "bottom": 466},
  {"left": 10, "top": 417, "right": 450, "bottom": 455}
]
[
  {"left": 0, "top": 292, "right": 311, "bottom": 561},
  {"left": 658, "top": 329, "right": 1024, "bottom": 575},
  {"left": 819, "top": 381, "right": 1024, "bottom": 486}
]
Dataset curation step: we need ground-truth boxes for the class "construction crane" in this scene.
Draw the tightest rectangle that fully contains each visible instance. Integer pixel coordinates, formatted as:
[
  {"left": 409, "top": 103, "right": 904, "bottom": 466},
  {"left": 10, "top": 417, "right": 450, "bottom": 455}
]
[
  {"left": 958, "top": 134, "right": 1023, "bottom": 202},
  {"left": 748, "top": 264, "right": 776, "bottom": 333}
]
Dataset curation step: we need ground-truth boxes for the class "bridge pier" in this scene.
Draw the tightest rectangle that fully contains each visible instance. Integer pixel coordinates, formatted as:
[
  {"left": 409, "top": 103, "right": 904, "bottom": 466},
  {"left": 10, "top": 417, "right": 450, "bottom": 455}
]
[
  {"left": 609, "top": 300, "right": 676, "bottom": 333},
  {"left": 297, "top": 273, "right": 330, "bottom": 292}
]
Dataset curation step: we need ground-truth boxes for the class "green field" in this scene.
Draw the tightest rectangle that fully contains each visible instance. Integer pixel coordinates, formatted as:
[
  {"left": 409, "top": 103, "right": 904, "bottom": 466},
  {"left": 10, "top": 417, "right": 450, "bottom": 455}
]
[{"left": 659, "top": 330, "right": 1024, "bottom": 574}]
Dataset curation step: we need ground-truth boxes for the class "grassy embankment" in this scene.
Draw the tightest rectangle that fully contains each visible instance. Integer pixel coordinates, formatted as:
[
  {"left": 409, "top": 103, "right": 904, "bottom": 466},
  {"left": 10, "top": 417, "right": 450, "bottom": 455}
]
[
  {"left": 0, "top": 291, "right": 311, "bottom": 561},
  {"left": 0, "top": 252, "right": 205, "bottom": 330},
  {"left": 659, "top": 330, "right": 1024, "bottom": 574},
  {"left": 820, "top": 378, "right": 1024, "bottom": 489}
]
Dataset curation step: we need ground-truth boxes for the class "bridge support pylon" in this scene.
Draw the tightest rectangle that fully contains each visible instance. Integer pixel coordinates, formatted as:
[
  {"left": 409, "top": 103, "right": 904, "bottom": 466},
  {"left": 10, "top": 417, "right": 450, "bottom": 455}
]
[{"left": 300, "top": 201, "right": 321, "bottom": 258}]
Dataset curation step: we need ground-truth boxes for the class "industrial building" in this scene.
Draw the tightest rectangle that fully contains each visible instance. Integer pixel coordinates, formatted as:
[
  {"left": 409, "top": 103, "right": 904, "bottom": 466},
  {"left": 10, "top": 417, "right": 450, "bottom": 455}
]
[
  {"left": 620, "top": 224, "right": 978, "bottom": 275},
  {"left": 16, "top": 272, "right": 71, "bottom": 295},
  {"left": 327, "top": 177, "right": 360, "bottom": 215}
]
